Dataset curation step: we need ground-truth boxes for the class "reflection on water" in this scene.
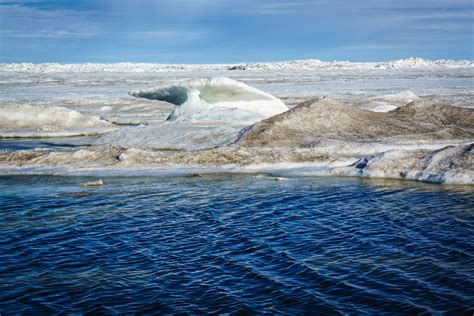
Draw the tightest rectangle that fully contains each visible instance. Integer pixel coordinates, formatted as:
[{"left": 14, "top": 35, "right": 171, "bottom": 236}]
[{"left": 0, "top": 175, "right": 473, "bottom": 314}]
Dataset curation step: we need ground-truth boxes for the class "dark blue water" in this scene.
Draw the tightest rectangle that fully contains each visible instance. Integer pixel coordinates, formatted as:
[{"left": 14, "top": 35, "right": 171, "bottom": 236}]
[
  {"left": 1, "top": 175, "right": 473, "bottom": 314},
  {"left": 0, "top": 139, "right": 79, "bottom": 151}
]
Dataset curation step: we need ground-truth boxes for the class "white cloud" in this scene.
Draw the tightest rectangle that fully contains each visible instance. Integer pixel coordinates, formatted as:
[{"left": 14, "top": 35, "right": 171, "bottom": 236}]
[
  {"left": 0, "top": 4, "right": 207, "bottom": 41},
  {"left": 0, "top": 4, "right": 100, "bottom": 39}
]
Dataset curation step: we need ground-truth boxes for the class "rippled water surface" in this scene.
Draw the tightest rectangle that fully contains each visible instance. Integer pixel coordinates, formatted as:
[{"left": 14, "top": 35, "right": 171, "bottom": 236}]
[{"left": 1, "top": 175, "right": 473, "bottom": 314}]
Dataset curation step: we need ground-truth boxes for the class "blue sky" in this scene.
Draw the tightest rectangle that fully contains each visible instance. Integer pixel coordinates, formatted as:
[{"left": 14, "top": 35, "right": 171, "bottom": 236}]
[{"left": 0, "top": 0, "right": 473, "bottom": 63}]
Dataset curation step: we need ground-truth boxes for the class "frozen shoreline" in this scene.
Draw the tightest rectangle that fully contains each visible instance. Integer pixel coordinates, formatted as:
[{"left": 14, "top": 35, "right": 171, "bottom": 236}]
[
  {"left": 1, "top": 137, "right": 472, "bottom": 185},
  {"left": 0, "top": 154, "right": 471, "bottom": 186}
]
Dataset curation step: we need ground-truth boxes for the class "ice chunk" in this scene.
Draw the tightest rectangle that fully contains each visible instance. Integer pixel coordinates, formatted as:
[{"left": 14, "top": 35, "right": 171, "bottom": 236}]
[
  {"left": 371, "top": 104, "right": 399, "bottom": 112},
  {"left": 129, "top": 77, "right": 288, "bottom": 123},
  {"left": 79, "top": 179, "right": 104, "bottom": 187},
  {"left": 373, "top": 90, "right": 420, "bottom": 102},
  {"left": 0, "top": 104, "right": 116, "bottom": 137}
]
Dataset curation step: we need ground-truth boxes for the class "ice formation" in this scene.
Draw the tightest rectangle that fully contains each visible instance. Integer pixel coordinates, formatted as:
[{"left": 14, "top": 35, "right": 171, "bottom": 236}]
[
  {"left": 96, "top": 122, "right": 243, "bottom": 150},
  {"left": 129, "top": 77, "right": 288, "bottom": 123},
  {"left": 369, "top": 91, "right": 421, "bottom": 112},
  {"left": 0, "top": 104, "right": 116, "bottom": 137}
]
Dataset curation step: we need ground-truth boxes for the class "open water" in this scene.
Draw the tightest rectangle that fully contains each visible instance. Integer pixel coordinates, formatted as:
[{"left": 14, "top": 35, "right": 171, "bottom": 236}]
[{"left": 0, "top": 175, "right": 473, "bottom": 314}]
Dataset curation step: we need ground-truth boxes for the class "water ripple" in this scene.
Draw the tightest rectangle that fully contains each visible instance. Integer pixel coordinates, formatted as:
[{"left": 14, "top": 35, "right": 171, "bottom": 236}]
[{"left": 0, "top": 175, "right": 473, "bottom": 314}]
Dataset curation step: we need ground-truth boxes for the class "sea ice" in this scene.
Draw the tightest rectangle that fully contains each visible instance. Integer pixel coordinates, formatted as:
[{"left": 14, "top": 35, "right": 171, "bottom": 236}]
[{"left": 0, "top": 60, "right": 472, "bottom": 184}]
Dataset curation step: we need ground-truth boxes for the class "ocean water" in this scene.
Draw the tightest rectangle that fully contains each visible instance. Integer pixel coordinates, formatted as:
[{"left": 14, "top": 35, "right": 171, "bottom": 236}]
[{"left": 0, "top": 175, "right": 473, "bottom": 314}]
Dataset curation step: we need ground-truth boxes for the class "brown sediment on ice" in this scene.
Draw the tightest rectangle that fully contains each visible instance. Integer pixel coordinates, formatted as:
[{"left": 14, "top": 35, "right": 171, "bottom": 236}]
[
  {"left": 236, "top": 97, "right": 474, "bottom": 147},
  {"left": 0, "top": 146, "right": 332, "bottom": 167},
  {"left": 334, "top": 143, "right": 474, "bottom": 184}
]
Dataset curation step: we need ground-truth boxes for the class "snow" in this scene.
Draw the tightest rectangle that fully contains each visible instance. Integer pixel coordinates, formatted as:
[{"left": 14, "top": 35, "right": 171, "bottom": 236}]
[{"left": 129, "top": 77, "right": 288, "bottom": 123}]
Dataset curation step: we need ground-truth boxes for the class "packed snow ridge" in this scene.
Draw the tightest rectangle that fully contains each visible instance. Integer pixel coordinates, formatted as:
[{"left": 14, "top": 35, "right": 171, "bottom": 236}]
[{"left": 1, "top": 57, "right": 472, "bottom": 73}]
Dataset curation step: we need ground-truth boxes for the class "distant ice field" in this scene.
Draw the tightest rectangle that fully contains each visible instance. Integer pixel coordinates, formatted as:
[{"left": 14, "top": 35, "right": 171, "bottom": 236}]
[{"left": 1, "top": 64, "right": 473, "bottom": 110}]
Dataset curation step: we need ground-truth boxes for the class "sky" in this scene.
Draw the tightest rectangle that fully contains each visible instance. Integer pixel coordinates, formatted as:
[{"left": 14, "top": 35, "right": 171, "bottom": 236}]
[{"left": 0, "top": 0, "right": 473, "bottom": 63}]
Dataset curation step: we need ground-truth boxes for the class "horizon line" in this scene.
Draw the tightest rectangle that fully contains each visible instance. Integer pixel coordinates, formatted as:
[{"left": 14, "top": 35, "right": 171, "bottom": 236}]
[{"left": 1, "top": 56, "right": 473, "bottom": 65}]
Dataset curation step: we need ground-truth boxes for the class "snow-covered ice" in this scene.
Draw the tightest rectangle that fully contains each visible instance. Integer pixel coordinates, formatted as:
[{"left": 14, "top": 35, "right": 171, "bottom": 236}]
[
  {"left": 0, "top": 58, "right": 473, "bottom": 184},
  {"left": 1, "top": 57, "right": 471, "bottom": 73}
]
